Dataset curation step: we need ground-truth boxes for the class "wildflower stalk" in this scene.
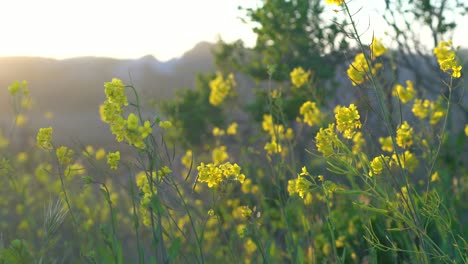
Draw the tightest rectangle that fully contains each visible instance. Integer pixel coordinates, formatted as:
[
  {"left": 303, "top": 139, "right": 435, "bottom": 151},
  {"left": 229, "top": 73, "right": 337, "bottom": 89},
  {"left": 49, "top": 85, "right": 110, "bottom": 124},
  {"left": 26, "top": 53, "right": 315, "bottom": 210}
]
[{"left": 343, "top": 2, "right": 429, "bottom": 261}]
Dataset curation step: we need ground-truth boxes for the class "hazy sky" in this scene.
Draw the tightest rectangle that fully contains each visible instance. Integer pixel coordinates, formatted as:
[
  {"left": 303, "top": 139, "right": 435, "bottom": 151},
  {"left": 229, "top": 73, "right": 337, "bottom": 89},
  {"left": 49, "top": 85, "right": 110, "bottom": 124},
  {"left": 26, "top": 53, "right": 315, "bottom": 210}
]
[{"left": 0, "top": 0, "right": 466, "bottom": 61}]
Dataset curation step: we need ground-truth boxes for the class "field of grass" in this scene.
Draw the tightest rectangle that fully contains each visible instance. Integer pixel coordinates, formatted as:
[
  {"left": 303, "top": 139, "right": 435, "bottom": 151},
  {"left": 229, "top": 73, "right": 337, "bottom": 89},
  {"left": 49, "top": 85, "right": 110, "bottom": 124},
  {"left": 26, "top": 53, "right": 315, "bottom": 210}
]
[{"left": 1, "top": 1, "right": 467, "bottom": 263}]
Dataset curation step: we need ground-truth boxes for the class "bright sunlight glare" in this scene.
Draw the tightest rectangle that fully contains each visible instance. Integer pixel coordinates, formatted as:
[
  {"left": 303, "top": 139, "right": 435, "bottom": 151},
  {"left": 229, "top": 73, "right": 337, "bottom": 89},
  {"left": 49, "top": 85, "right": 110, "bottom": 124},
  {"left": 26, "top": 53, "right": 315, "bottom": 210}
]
[{"left": 0, "top": 0, "right": 466, "bottom": 61}]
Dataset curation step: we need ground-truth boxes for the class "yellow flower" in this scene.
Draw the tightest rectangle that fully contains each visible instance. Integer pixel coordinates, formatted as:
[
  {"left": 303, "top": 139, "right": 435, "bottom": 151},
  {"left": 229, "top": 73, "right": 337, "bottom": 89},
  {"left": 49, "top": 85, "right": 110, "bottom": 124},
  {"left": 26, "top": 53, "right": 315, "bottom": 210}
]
[
  {"left": 392, "top": 80, "right": 416, "bottom": 104},
  {"left": 7, "top": 80, "right": 28, "bottom": 96},
  {"left": 95, "top": 148, "right": 106, "bottom": 160},
  {"left": 412, "top": 99, "right": 430, "bottom": 119},
  {"left": 352, "top": 132, "right": 366, "bottom": 154},
  {"left": 431, "top": 172, "right": 440, "bottom": 182},
  {"left": 315, "top": 123, "right": 339, "bottom": 156},
  {"left": 325, "top": 0, "right": 344, "bottom": 5},
  {"left": 299, "top": 101, "right": 322, "bottom": 127},
  {"left": 433, "top": 40, "right": 462, "bottom": 78},
  {"left": 335, "top": 104, "right": 362, "bottom": 139},
  {"left": 197, "top": 162, "right": 245, "bottom": 188},
  {"left": 56, "top": 146, "right": 74, "bottom": 165},
  {"left": 392, "top": 151, "right": 419, "bottom": 173},
  {"left": 107, "top": 151, "right": 120, "bottom": 170},
  {"left": 369, "top": 155, "right": 389, "bottom": 176},
  {"left": 104, "top": 78, "right": 128, "bottom": 107},
  {"left": 36, "top": 127, "right": 53, "bottom": 150},
  {"left": 290, "top": 67, "right": 310, "bottom": 88},
  {"left": 465, "top": 124, "right": 468, "bottom": 136},
  {"left": 396, "top": 121, "right": 413, "bottom": 149},
  {"left": 226, "top": 122, "right": 238, "bottom": 135},
  {"left": 181, "top": 150, "right": 193, "bottom": 169},
  {"left": 159, "top": 120, "right": 172, "bottom": 130},
  {"left": 370, "top": 37, "right": 387, "bottom": 58},
  {"left": 16, "top": 152, "right": 28, "bottom": 163},
  {"left": 212, "top": 127, "right": 225, "bottom": 137},
  {"left": 347, "top": 53, "right": 368, "bottom": 86},
  {"left": 212, "top": 145, "right": 229, "bottom": 165},
  {"left": 379, "top": 136, "right": 394, "bottom": 153},
  {"left": 15, "top": 114, "right": 28, "bottom": 127},
  {"left": 209, "top": 72, "right": 236, "bottom": 106},
  {"left": 139, "top": 121, "right": 152, "bottom": 138}
]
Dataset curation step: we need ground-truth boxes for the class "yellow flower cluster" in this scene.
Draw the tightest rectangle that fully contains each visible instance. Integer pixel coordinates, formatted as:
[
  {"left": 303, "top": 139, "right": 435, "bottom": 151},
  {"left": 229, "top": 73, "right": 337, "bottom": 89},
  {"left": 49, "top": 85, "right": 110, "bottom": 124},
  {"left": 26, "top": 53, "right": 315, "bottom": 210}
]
[
  {"left": 107, "top": 151, "right": 120, "bottom": 170},
  {"left": 135, "top": 171, "right": 156, "bottom": 226},
  {"left": 212, "top": 145, "right": 229, "bottom": 165},
  {"left": 334, "top": 104, "right": 362, "bottom": 139},
  {"left": 299, "top": 101, "right": 322, "bottom": 127},
  {"left": 465, "top": 125, "right": 468, "bottom": 136},
  {"left": 290, "top": 67, "right": 310, "bottom": 88},
  {"left": 433, "top": 40, "right": 462, "bottom": 78},
  {"left": 197, "top": 162, "right": 245, "bottom": 188},
  {"left": 226, "top": 122, "right": 238, "bottom": 135},
  {"left": 7, "top": 80, "right": 29, "bottom": 96},
  {"left": 262, "top": 114, "right": 294, "bottom": 155},
  {"left": 159, "top": 120, "right": 172, "bottom": 130},
  {"left": 379, "top": 136, "right": 393, "bottom": 153},
  {"left": 100, "top": 79, "right": 153, "bottom": 149},
  {"left": 392, "top": 80, "right": 416, "bottom": 104},
  {"left": 209, "top": 72, "right": 236, "bottom": 106},
  {"left": 325, "top": 0, "right": 344, "bottom": 5},
  {"left": 288, "top": 167, "right": 313, "bottom": 199},
  {"left": 412, "top": 97, "right": 446, "bottom": 125},
  {"left": 181, "top": 150, "right": 193, "bottom": 169},
  {"left": 36, "top": 127, "right": 53, "bottom": 150},
  {"left": 369, "top": 155, "right": 389, "bottom": 177},
  {"left": 347, "top": 37, "right": 386, "bottom": 86},
  {"left": 315, "top": 123, "right": 339, "bottom": 156},
  {"left": 392, "top": 151, "right": 419, "bottom": 173},
  {"left": 56, "top": 146, "right": 74, "bottom": 165},
  {"left": 396, "top": 121, "right": 413, "bottom": 149}
]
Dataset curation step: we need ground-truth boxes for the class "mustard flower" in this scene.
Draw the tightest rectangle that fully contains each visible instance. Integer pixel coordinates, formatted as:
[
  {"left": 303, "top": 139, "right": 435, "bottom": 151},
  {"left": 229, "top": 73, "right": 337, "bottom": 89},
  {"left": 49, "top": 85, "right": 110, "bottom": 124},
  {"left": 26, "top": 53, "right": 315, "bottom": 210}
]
[
  {"left": 15, "top": 114, "right": 28, "bottom": 127},
  {"left": 212, "top": 127, "right": 225, "bottom": 136},
  {"left": 95, "top": 148, "right": 106, "bottom": 160},
  {"left": 104, "top": 78, "right": 128, "bottom": 106},
  {"left": 209, "top": 72, "right": 236, "bottom": 106},
  {"left": 396, "top": 121, "right": 413, "bottom": 149},
  {"left": 139, "top": 121, "right": 152, "bottom": 138},
  {"left": 212, "top": 145, "right": 229, "bottom": 165},
  {"left": 347, "top": 53, "right": 368, "bottom": 86},
  {"left": 325, "top": 0, "right": 344, "bottom": 5},
  {"left": 433, "top": 40, "right": 463, "bottom": 78},
  {"left": 379, "top": 136, "right": 394, "bottom": 153},
  {"left": 290, "top": 67, "right": 310, "bottom": 88},
  {"left": 299, "top": 101, "right": 322, "bottom": 127},
  {"left": 369, "top": 155, "right": 389, "bottom": 176},
  {"left": 429, "top": 97, "right": 446, "bottom": 125},
  {"left": 36, "top": 127, "right": 53, "bottom": 150},
  {"left": 107, "top": 151, "right": 120, "bottom": 170},
  {"left": 392, "top": 80, "right": 416, "bottom": 104},
  {"left": 412, "top": 99, "right": 430, "bottom": 119},
  {"left": 370, "top": 37, "right": 387, "bottom": 58},
  {"left": 392, "top": 151, "right": 419, "bottom": 173},
  {"left": 126, "top": 113, "right": 139, "bottom": 130},
  {"left": 315, "top": 123, "right": 339, "bottom": 156},
  {"left": 181, "top": 150, "right": 193, "bottom": 169},
  {"left": 431, "top": 172, "right": 440, "bottom": 182},
  {"left": 56, "top": 146, "right": 74, "bottom": 165},
  {"left": 159, "top": 120, "right": 172, "bottom": 129},
  {"left": 335, "top": 104, "right": 362, "bottom": 139},
  {"left": 197, "top": 162, "right": 245, "bottom": 188},
  {"left": 352, "top": 132, "right": 365, "bottom": 154},
  {"left": 7, "top": 80, "right": 28, "bottom": 96},
  {"left": 226, "top": 122, "right": 238, "bottom": 135}
]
